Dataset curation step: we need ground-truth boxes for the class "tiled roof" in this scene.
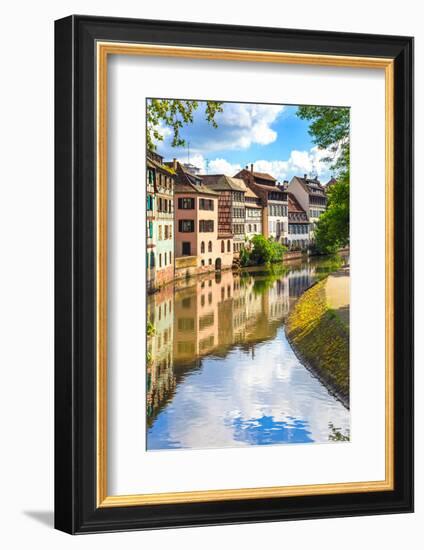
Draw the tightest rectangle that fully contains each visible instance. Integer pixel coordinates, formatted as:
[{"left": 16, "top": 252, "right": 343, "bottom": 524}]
[
  {"left": 147, "top": 157, "right": 176, "bottom": 175},
  {"left": 163, "top": 160, "right": 219, "bottom": 196},
  {"left": 253, "top": 182, "right": 286, "bottom": 196},
  {"left": 288, "top": 192, "right": 308, "bottom": 223},
  {"left": 174, "top": 182, "right": 219, "bottom": 195},
  {"left": 201, "top": 175, "right": 247, "bottom": 192},
  {"left": 291, "top": 175, "right": 326, "bottom": 197},
  {"left": 288, "top": 192, "right": 305, "bottom": 214},
  {"left": 252, "top": 171, "right": 276, "bottom": 182},
  {"left": 244, "top": 186, "right": 259, "bottom": 199}
]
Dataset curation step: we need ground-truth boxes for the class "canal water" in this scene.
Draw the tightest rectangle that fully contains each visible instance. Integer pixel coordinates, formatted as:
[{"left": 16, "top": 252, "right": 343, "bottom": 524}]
[{"left": 146, "top": 256, "right": 350, "bottom": 451}]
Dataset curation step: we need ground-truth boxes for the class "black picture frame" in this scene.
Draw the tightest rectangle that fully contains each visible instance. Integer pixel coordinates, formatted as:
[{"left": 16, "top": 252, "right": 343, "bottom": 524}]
[{"left": 55, "top": 15, "right": 414, "bottom": 534}]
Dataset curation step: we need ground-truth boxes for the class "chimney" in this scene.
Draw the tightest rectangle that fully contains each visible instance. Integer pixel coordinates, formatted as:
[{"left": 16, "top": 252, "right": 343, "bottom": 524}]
[
  {"left": 250, "top": 163, "right": 254, "bottom": 173},
  {"left": 173, "top": 158, "right": 177, "bottom": 172}
]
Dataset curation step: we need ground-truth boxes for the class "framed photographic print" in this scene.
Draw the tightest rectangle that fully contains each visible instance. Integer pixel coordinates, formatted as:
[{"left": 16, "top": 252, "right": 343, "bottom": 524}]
[{"left": 54, "top": 15, "right": 414, "bottom": 533}]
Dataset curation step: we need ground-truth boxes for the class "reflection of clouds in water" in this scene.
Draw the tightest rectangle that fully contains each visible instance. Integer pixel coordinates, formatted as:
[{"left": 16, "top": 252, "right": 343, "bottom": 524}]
[
  {"left": 231, "top": 415, "right": 314, "bottom": 445},
  {"left": 147, "top": 327, "right": 349, "bottom": 450}
]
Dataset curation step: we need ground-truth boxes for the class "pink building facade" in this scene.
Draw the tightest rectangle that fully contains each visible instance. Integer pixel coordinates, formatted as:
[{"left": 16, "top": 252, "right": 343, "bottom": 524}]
[{"left": 170, "top": 161, "right": 233, "bottom": 275}]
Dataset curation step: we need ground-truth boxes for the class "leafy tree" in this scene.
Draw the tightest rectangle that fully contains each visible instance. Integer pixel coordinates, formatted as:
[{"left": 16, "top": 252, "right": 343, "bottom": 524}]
[
  {"left": 297, "top": 106, "right": 350, "bottom": 179},
  {"left": 250, "top": 235, "right": 287, "bottom": 265},
  {"left": 297, "top": 106, "right": 350, "bottom": 253},
  {"left": 147, "top": 99, "right": 223, "bottom": 151},
  {"left": 239, "top": 247, "right": 251, "bottom": 267},
  {"left": 314, "top": 181, "right": 350, "bottom": 253}
]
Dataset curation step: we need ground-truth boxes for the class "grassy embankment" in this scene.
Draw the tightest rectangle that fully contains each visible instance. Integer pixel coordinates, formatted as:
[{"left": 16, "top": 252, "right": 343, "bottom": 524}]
[{"left": 286, "top": 278, "right": 349, "bottom": 408}]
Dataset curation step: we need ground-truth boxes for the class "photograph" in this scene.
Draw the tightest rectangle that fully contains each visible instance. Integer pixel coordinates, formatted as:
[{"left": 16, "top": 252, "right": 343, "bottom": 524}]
[
  {"left": 145, "top": 98, "right": 351, "bottom": 451},
  {"left": 50, "top": 10, "right": 413, "bottom": 536}
]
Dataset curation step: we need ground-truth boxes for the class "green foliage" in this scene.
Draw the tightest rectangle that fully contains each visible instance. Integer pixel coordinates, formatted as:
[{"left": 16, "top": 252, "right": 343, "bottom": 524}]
[
  {"left": 249, "top": 235, "right": 287, "bottom": 266},
  {"left": 147, "top": 321, "right": 156, "bottom": 337},
  {"left": 146, "top": 99, "right": 223, "bottom": 151},
  {"left": 239, "top": 247, "right": 251, "bottom": 267},
  {"left": 314, "top": 180, "right": 350, "bottom": 254},
  {"left": 297, "top": 105, "right": 350, "bottom": 253},
  {"left": 286, "top": 279, "right": 350, "bottom": 406},
  {"left": 313, "top": 254, "right": 345, "bottom": 279},
  {"left": 328, "top": 422, "right": 350, "bottom": 441},
  {"left": 296, "top": 105, "right": 350, "bottom": 178}
]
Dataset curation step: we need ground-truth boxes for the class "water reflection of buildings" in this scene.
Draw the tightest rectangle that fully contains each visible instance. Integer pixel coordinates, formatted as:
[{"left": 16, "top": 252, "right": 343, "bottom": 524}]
[
  {"left": 287, "top": 265, "right": 316, "bottom": 298},
  {"left": 146, "top": 284, "right": 175, "bottom": 427},
  {"left": 146, "top": 264, "right": 318, "bottom": 429}
]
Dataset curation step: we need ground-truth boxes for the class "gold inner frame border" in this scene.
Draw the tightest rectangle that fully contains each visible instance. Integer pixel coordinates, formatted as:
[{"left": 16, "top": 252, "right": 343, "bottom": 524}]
[{"left": 96, "top": 42, "right": 394, "bottom": 508}]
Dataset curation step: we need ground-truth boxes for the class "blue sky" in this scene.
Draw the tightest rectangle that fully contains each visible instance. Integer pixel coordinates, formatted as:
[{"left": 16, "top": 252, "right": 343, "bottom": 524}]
[{"left": 152, "top": 101, "right": 336, "bottom": 183}]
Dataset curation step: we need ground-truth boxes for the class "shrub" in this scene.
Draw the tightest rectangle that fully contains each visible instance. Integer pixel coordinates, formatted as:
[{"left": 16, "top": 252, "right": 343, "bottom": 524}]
[{"left": 250, "top": 235, "right": 287, "bottom": 265}]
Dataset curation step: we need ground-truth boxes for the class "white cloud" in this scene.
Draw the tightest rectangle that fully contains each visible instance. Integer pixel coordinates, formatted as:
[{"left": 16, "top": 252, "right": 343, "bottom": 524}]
[
  {"left": 253, "top": 146, "right": 333, "bottom": 181},
  {"left": 177, "top": 153, "right": 206, "bottom": 172},
  {"left": 207, "top": 158, "right": 242, "bottom": 175},
  {"left": 178, "top": 154, "right": 241, "bottom": 176},
  {"left": 177, "top": 146, "right": 333, "bottom": 182},
  {"left": 153, "top": 102, "right": 285, "bottom": 158},
  {"left": 196, "top": 103, "right": 284, "bottom": 153}
]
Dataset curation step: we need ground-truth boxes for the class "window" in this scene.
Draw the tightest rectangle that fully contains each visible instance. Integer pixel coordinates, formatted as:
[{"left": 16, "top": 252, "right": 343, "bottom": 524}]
[
  {"left": 199, "top": 313, "right": 214, "bottom": 330},
  {"left": 227, "top": 240, "right": 231, "bottom": 252},
  {"left": 208, "top": 259, "right": 212, "bottom": 266},
  {"left": 199, "top": 198, "right": 214, "bottom": 210},
  {"left": 178, "top": 318, "right": 195, "bottom": 331},
  {"left": 159, "top": 253, "right": 162, "bottom": 267},
  {"left": 208, "top": 241, "right": 212, "bottom": 252},
  {"left": 182, "top": 242, "right": 191, "bottom": 256},
  {"left": 164, "top": 253, "right": 167, "bottom": 266},
  {"left": 178, "top": 197, "right": 195, "bottom": 209},
  {"left": 179, "top": 220, "right": 194, "bottom": 232},
  {"left": 221, "top": 240, "right": 225, "bottom": 253},
  {"left": 158, "top": 197, "right": 163, "bottom": 212},
  {"left": 158, "top": 225, "right": 162, "bottom": 240},
  {"left": 147, "top": 168, "right": 155, "bottom": 184},
  {"left": 248, "top": 224, "right": 252, "bottom": 233},
  {"left": 164, "top": 225, "right": 169, "bottom": 239},
  {"left": 148, "top": 221, "right": 153, "bottom": 238},
  {"left": 201, "top": 259, "right": 205, "bottom": 266},
  {"left": 177, "top": 341, "right": 195, "bottom": 354},
  {"left": 199, "top": 335, "right": 214, "bottom": 352},
  {"left": 199, "top": 220, "right": 214, "bottom": 232},
  {"left": 169, "top": 251, "right": 172, "bottom": 264},
  {"left": 201, "top": 241, "right": 205, "bottom": 254},
  {"left": 254, "top": 224, "right": 257, "bottom": 232},
  {"left": 147, "top": 195, "right": 153, "bottom": 211},
  {"left": 169, "top": 224, "right": 172, "bottom": 239},
  {"left": 150, "top": 251, "right": 155, "bottom": 267}
]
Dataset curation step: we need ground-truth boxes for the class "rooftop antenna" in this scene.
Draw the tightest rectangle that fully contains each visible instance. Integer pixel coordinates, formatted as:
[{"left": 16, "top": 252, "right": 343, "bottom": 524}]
[{"left": 310, "top": 161, "right": 318, "bottom": 180}]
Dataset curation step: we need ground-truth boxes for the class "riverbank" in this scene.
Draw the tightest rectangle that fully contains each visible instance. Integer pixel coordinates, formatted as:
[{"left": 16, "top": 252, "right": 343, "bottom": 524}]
[{"left": 285, "top": 269, "right": 350, "bottom": 408}]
